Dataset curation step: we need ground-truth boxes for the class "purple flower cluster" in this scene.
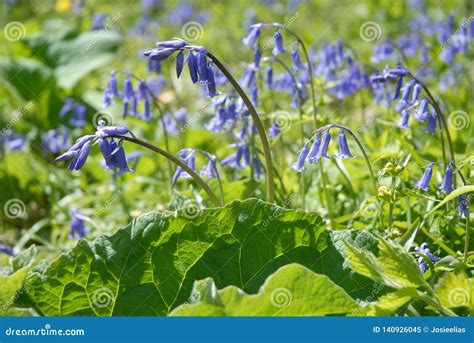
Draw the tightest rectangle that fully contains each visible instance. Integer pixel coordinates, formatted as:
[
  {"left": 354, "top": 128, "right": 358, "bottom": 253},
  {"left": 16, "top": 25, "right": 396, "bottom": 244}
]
[
  {"left": 1, "top": 130, "right": 26, "bottom": 153},
  {"left": 313, "top": 41, "right": 369, "bottom": 100},
  {"left": 172, "top": 149, "right": 220, "bottom": 183},
  {"left": 292, "top": 129, "right": 354, "bottom": 172},
  {"left": 59, "top": 98, "right": 87, "bottom": 127},
  {"left": 41, "top": 129, "right": 70, "bottom": 155},
  {"left": 103, "top": 73, "right": 154, "bottom": 120},
  {"left": 69, "top": 209, "right": 90, "bottom": 239},
  {"left": 415, "top": 242, "right": 440, "bottom": 273},
  {"left": 220, "top": 143, "right": 264, "bottom": 179},
  {"left": 55, "top": 122, "right": 133, "bottom": 176},
  {"left": 144, "top": 39, "right": 219, "bottom": 98},
  {"left": 414, "top": 162, "right": 454, "bottom": 194}
]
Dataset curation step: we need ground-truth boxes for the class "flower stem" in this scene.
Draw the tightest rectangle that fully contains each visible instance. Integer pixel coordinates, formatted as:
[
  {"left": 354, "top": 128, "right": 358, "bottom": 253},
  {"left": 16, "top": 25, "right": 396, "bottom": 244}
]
[
  {"left": 273, "top": 57, "right": 306, "bottom": 209},
  {"left": 316, "top": 123, "right": 378, "bottom": 194},
  {"left": 116, "top": 136, "right": 221, "bottom": 206},
  {"left": 284, "top": 28, "right": 318, "bottom": 128},
  {"left": 206, "top": 51, "right": 275, "bottom": 203}
]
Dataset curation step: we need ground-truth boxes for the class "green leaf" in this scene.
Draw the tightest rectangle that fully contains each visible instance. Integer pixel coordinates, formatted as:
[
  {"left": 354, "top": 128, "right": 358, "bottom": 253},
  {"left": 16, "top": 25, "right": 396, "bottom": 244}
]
[
  {"left": 0, "top": 267, "right": 29, "bottom": 314},
  {"left": 21, "top": 199, "right": 379, "bottom": 315},
  {"left": 12, "top": 245, "right": 37, "bottom": 272},
  {"left": 0, "top": 57, "right": 54, "bottom": 101},
  {"left": 170, "top": 264, "right": 359, "bottom": 316},
  {"left": 426, "top": 186, "right": 474, "bottom": 217},
  {"left": 344, "top": 242, "right": 384, "bottom": 283},
  {"left": 376, "top": 236, "right": 428, "bottom": 289},
  {"left": 434, "top": 272, "right": 473, "bottom": 311},
  {"left": 373, "top": 288, "right": 418, "bottom": 312},
  {"left": 51, "top": 30, "right": 122, "bottom": 89}
]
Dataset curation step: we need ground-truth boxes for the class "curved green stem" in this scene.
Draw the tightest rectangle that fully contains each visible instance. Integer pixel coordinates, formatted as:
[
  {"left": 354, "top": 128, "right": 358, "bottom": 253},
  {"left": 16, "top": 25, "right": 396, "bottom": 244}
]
[
  {"left": 314, "top": 123, "right": 378, "bottom": 194},
  {"left": 115, "top": 136, "right": 221, "bottom": 206},
  {"left": 206, "top": 51, "right": 275, "bottom": 203},
  {"left": 284, "top": 28, "right": 318, "bottom": 128}
]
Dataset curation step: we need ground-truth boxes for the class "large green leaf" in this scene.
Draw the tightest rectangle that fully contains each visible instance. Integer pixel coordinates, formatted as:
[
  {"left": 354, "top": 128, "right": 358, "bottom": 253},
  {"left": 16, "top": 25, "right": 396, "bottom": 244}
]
[
  {"left": 0, "top": 267, "right": 29, "bottom": 313},
  {"left": 0, "top": 57, "right": 54, "bottom": 101},
  {"left": 24, "top": 29, "right": 122, "bottom": 89},
  {"left": 51, "top": 30, "right": 122, "bottom": 89},
  {"left": 170, "top": 264, "right": 359, "bottom": 316},
  {"left": 20, "top": 199, "right": 376, "bottom": 316}
]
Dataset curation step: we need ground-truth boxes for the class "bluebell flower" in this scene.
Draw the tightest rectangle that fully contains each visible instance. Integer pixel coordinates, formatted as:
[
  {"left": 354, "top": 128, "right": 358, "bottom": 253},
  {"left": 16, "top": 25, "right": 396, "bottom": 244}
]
[
  {"left": 269, "top": 121, "right": 280, "bottom": 138},
  {"left": 397, "top": 109, "right": 410, "bottom": 129},
  {"left": 206, "top": 64, "right": 218, "bottom": 97},
  {"left": 414, "top": 98, "right": 429, "bottom": 123},
  {"left": 4, "top": 131, "right": 26, "bottom": 152},
  {"left": 395, "top": 80, "right": 415, "bottom": 113},
  {"left": 56, "top": 122, "right": 132, "bottom": 175},
  {"left": 441, "top": 163, "right": 454, "bottom": 194},
  {"left": 173, "top": 149, "right": 196, "bottom": 182},
  {"left": 187, "top": 51, "right": 199, "bottom": 84},
  {"left": 41, "top": 129, "right": 70, "bottom": 155},
  {"left": 69, "top": 210, "right": 89, "bottom": 239},
  {"left": 59, "top": 98, "right": 75, "bottom": 118},
  {"left": 316, "top": 132, "right": 331, "bottom": 159},
  {"left": 272, "top": 31, "right": 286, "bottom": 55},
  {"left": 415, "top": 242, "right": 440, "bottom": 274},
  {"left": 410, "top": 82, "right": 422, "bottom": 105},
  {"left": 103, "top": 73, "right": 120, "bottom": 107},
  {"left": 253, "top": 156, "right": 264, "bottom": 178},
  {"left": 371, "top": 40, "right": 395, "bottom": 63},
  {"left": 163, "top": 113, "right": 178, "bottom": 136},
  {"left": 457, "top": 194, "right": 469, "bottom": 217},
  {"left": 253, "top": 48, "right": 262, "bottom": 70},
  {"left": 0, "top": 243, "right": 17, "bottom": 256},
  {"left": 122, "top": 77, "right": 136, "bottom": 118},
  {"left": 243, "top": 26, "right": 260, "bottom": 49},
  {"left": 414, "top": 163, "right": 433, "bottom": 191},
  {"left": 90, "top": 13, "right": 107, "bottom": 31},
  {"left": 148, "top": 58, "right": 162, "bottom": 74},
  {"left": 138, "top": 80, "right": 152, "bottom": 120},
  {"left": 292, "top": 45, "right": 304, "bottom": 69},
  {"left": 200, "top": 155, "right": 219, "bottom": 178},
  {"left": 266, "top": 65, "right": 273, "bottom": 89},
  {"left": 292, "top": 142, "right": 309, "bottom": 172},
  {"left": 70, "top": 103, "right": 86, "bottom": 127},
  {"left": 197, "top": 51, "right": 208, "bottom": 83},
  {"left": 176, "top": 50, "right": 185, "bottom": 78},
  {"left": 307, "top": 135, "right": 321, "bottom": 164},
  {"left": 221, "top": 145, "right": 250, "bottom": 169},
  {"left": 241, "top": 66, "right": 255, "bottom": 88},
  {"left": 424, "top": 110, "right": 437, "bottom": 135},
  {"left": 336, "top": 130, "right": 354, "bottom": 159}
]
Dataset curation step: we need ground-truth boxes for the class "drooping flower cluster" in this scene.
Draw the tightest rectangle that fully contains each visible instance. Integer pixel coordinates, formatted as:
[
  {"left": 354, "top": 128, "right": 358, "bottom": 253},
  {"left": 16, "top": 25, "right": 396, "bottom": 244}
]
[
  {"left": 143, "top": 39, "right": 220, "bottom": 98},
  {"left": 90, "top": 13, "right": 107, "bottom": 31},
  {"left": 205, "top": 95, "right": 245, "bottom": 133},
  {"left": 0, "top": 130, "right": 26, "bottom": 154},
  {"left": 312, "top": 41, "right": 369, "bottom": 100},
  {"left": 292, "top": 128, "right": 354, "bottom": 172},
  {"left": 69, "top": 209, "right": 89, "bottom": 239},
  {"left": 172, "top": 149, "right": 220, "bottom": 184},
  {"left": 55, "top": 122, "right": 133, "bottom": 176},
  {"left": 220, "top": 143, "right": 264, "bottom": 179},
  {"left": 242, "top": 23, "right": 312, "bottom": 107},
  {"left": 415, "top": 242, "right": 440, "bottom": 273},
  {"left": 41, "top": 129, "right": 70, "bottom": 155},
  {"left": 59, "top": 98, "right": 87, "bottom": 127},
  {"left": 370, "top": 66, "right": 437, "bottom": 134},
  {"left": 103, "top": 72, "right": 154, "bottom": 120},
  {"left": 414, "top": 162, "right": 454, "bottom": 194}
]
